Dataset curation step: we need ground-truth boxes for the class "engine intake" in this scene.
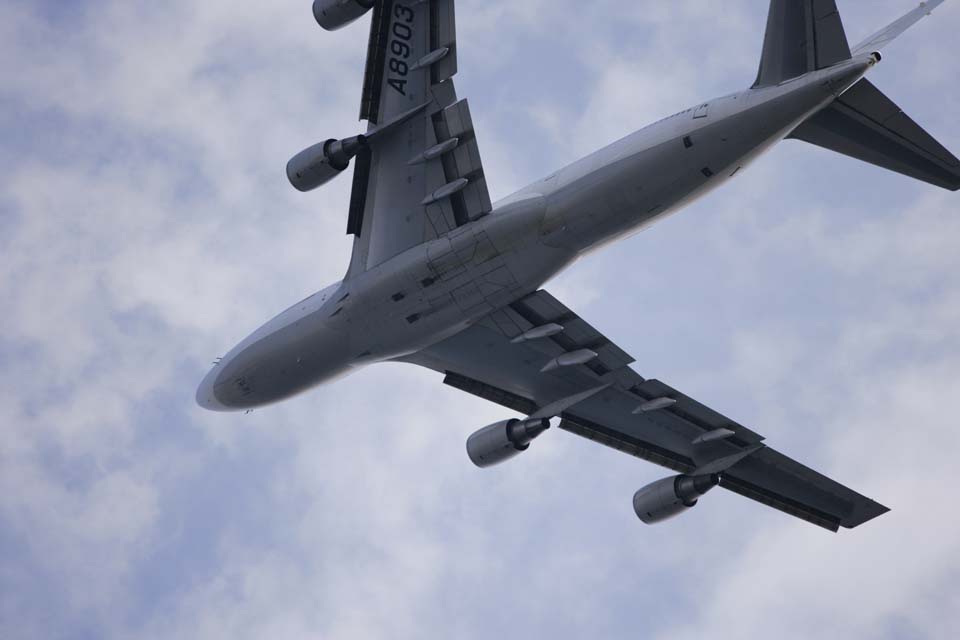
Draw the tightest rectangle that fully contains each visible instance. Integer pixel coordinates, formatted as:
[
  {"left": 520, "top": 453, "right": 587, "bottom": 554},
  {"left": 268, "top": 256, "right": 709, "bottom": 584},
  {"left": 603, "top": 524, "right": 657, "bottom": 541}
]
[
  {"left": 286, "top": 135, "right": 367, "bottom": 192},
  {"left": 313, "top": 0, "right": 376, "bottom": 31},
  {"left": 632, "top": 474, "right": 719, "bottom": 524},
  {"left": 466, "top": 418, "right": 550, "bottom": 468}
]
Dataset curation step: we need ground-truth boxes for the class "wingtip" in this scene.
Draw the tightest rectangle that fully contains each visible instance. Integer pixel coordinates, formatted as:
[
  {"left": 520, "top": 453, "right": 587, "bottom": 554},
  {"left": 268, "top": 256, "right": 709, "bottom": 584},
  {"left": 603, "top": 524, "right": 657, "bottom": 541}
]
[{"left": 840, "top": 501, "right": 891, "bottom": 530}]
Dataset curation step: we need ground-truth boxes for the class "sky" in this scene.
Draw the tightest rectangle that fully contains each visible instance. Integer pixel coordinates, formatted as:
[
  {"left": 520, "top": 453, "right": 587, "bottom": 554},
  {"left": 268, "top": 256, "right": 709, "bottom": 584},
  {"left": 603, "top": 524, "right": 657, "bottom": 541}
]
[{"left": 2, "top": 1, "right": 960, "bottom": 639}]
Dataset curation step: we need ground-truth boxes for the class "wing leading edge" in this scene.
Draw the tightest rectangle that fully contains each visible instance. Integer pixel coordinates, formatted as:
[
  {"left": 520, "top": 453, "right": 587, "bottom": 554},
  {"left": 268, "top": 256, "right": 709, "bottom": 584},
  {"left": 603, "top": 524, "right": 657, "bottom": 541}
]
[{"left": 400, "top": 290, "right": 889, "bottom": 531}]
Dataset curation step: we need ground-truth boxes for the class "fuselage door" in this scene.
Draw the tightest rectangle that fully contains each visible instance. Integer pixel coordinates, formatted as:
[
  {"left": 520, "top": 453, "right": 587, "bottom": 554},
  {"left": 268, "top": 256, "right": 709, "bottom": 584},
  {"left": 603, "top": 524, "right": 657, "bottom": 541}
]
[{"left": 693, "top": 102, "right": 709, "bottom": 119}]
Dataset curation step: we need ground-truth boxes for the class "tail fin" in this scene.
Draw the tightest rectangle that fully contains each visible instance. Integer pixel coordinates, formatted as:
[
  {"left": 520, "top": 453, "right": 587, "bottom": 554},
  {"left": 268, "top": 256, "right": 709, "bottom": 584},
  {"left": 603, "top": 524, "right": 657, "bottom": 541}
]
[
  {"left": 789, "top": 79, "right": 960, "bottom": 190},
  {"left": 753, "top": 0, "right": 852, "bottom": 88}
]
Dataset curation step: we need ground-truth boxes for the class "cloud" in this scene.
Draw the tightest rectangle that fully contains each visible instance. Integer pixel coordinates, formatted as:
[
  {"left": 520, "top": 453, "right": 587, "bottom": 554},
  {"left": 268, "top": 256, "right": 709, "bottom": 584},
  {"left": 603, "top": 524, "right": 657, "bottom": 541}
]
[{"left": 2, "top": 1, "right": 960, "bottom": 639}]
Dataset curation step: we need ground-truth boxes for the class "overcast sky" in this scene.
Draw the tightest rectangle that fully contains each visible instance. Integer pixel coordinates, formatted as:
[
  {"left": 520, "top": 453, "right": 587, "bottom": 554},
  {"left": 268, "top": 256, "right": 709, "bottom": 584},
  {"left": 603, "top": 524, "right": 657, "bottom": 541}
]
[{"left": 2, "top": 1, "right": 960, "bottom": 639}]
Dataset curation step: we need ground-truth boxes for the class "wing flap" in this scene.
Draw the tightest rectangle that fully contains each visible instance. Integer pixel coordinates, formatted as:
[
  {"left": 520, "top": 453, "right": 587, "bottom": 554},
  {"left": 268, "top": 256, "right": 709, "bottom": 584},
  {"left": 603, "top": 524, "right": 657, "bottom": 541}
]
[
  {"left": 720, "top": 470, "right": 843, "bottom": 531},
  {"left": 347, "top": 148, "right": 373, "bottom": 235},
  {"left": 359, "top": 1, "right": 393, "bottom": 124},
  {"left": 443, "top": 370, "right": 537, "bottom": 415},
  {"left": 559, "top": 414, "right": 696, "bottom": 474},
  {"left": 432, "top": 100, "right": 493, "bottom": 224},
  {"left": 722, "top": 447, "right": 889, "bottom": 530}
]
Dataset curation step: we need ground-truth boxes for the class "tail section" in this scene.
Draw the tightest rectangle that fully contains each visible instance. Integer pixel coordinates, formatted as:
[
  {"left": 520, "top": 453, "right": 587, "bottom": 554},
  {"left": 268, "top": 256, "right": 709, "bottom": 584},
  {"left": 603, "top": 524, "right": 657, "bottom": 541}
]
[
  {"left": 777, "top": 1, "right": 959, "bottom": 191},
  {"left": 753, "top": 0, "right": 852, "bottom": 88},
  {"left": 789, "top": 78, "right": 960, "bottom": 190}
]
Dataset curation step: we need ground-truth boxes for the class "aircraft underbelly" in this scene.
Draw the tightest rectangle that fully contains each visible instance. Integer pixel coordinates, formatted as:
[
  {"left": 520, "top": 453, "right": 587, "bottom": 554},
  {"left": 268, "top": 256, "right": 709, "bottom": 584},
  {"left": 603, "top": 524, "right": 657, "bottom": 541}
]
[{"left": 348, "top": 198, "right": 575, "bottom": 362}]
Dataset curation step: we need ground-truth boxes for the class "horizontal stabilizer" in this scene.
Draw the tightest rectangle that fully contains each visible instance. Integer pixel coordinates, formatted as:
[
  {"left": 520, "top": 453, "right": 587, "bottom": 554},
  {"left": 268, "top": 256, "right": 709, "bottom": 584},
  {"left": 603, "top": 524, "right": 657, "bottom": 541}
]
[
  {"left": 850, "top": 0, "right": 948, "bottom": 57},
  {"left": 789, "top": 78, "right": 960, "bottom": 190}
]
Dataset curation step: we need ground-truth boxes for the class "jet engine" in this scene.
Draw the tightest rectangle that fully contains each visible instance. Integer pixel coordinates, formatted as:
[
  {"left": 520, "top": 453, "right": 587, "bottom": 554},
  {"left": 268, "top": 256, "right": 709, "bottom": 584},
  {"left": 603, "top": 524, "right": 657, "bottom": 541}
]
[
  {"left": 466, "top": 418, "right": 550, "bottom": 468},
  {"left": 632, "top": 474, "right": 719, "bottom": 524},
  {"left": 312, "top": 0, "right": 375, "bottom": 31},
  {"left": 286, "top": 135, "right": 367, "bottom": 192}
]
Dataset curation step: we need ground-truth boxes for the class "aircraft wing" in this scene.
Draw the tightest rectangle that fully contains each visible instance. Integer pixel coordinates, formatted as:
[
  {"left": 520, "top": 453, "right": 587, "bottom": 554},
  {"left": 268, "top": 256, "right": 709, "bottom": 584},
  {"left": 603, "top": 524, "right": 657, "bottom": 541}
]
[
  {"left": 346, "top": 0, "right": 493, "bottom": 275},
  {"left": 399, "top": 289, "right": 889, "bottom": 531}
]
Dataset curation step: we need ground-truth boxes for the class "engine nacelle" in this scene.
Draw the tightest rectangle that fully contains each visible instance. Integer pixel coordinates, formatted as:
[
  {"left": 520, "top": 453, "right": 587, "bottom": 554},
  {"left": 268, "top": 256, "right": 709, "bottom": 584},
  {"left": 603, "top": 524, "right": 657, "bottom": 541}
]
[
  {"left": 286, "top": 135, "right": 367, "bottom": 192},
  {"left": 313, "top": 0, "right": 375, "bottom": 31},
  {"left": 632, "top": 474, "right": 719, "bottom": 524},
  {"left": 466, "top": 418, "right": 550, "bottom": 468}
]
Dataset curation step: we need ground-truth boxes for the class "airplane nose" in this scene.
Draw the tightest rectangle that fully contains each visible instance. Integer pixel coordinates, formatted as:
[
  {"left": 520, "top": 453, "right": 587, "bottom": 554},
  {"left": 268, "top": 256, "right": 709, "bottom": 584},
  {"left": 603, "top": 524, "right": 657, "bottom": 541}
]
[{"left": 196, "top": 366, "right": 231, "bottom": 412}]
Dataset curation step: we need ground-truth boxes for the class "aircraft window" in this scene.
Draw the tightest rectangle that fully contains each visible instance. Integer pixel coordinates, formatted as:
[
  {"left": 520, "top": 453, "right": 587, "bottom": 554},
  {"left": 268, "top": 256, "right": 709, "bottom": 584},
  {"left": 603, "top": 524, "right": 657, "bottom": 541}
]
[
  {"left": 406, "top": 313, "right": 421, "bottom": 324},
  {"left": 683, "top": 136, "right": 693, "bottom": 148},
  {"left": 392, "top": 292, "right": 406, "bottom": 302},
  {"left": 701, "top": 167, "right": 714, "bottom": 177}
]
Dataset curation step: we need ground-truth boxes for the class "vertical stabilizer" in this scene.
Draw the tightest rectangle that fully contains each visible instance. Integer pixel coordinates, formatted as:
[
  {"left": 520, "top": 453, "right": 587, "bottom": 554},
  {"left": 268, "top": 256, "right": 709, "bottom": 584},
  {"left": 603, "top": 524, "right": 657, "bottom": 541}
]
[{"left": 753, "top": 0, "right": 852, "bottom": 88}]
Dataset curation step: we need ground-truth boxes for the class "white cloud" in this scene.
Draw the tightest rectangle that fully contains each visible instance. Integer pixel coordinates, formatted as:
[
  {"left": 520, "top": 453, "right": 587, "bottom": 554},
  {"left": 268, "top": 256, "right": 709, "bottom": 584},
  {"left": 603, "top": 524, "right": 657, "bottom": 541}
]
[{"left": 2, "top": 1, "right": 960, "bottom": 639}]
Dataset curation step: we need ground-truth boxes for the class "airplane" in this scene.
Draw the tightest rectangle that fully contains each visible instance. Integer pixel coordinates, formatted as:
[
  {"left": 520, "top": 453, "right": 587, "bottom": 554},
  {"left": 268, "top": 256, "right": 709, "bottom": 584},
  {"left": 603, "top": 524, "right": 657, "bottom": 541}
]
[{"left": 197, "top": 0, "right": 959, "bottom": 532}]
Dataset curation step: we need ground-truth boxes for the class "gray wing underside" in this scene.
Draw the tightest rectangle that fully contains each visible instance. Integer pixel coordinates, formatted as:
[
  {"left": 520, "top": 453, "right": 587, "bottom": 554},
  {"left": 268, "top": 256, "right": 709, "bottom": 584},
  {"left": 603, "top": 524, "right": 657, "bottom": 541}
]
[
  {"left": 399, "top": 290, "right": 889, "bottom": 532},
  {"left": 347, "top": 0, "right": 493, "bottom": 277}
]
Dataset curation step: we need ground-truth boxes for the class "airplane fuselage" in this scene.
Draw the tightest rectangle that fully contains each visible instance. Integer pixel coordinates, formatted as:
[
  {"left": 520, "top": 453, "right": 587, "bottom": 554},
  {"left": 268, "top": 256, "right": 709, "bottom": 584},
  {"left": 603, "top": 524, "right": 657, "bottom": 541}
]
[{"left": 197, "top": 56, "right": 873, "bottom": 411}]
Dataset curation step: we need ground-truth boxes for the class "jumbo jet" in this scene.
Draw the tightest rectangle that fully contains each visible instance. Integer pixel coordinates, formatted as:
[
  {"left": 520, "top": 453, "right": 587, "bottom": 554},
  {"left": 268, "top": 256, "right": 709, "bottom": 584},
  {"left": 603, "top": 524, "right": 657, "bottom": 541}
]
[{"left": 197, "top": 0, "right": 959, "bottom": 531}]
